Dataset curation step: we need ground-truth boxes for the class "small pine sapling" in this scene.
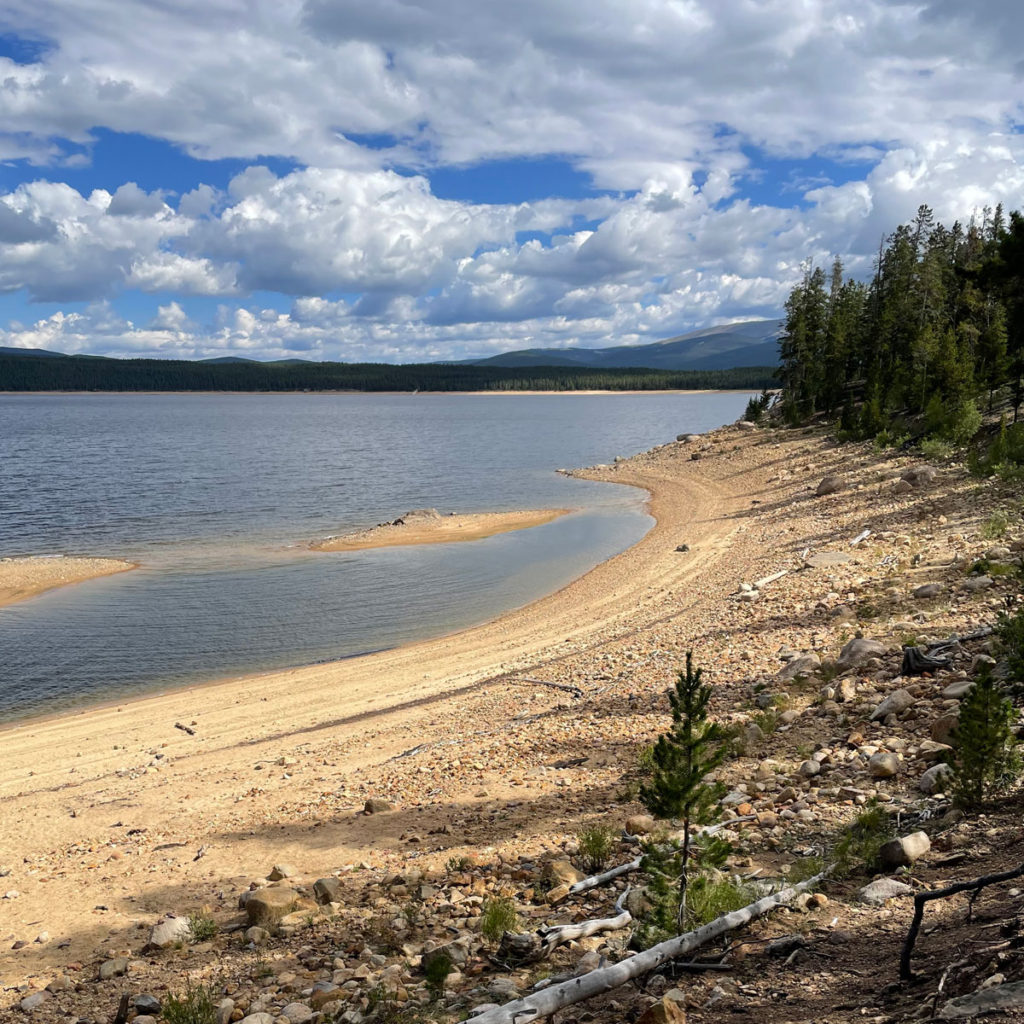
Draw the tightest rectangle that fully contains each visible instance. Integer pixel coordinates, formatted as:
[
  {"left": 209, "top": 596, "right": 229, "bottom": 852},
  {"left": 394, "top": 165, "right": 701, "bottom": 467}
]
[
  {"left": 952, "top": 666, "right": 1021, "bottom": 807},
  {"left": 639, "top": 652, "right": 729, "bottom": 929}
]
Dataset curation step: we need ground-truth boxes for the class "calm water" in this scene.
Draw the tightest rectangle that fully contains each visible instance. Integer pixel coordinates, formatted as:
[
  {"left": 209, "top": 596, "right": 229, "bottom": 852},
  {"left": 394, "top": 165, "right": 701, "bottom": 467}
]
[{"left": 0, "top": 392, "right": 748, "bottom": 720}]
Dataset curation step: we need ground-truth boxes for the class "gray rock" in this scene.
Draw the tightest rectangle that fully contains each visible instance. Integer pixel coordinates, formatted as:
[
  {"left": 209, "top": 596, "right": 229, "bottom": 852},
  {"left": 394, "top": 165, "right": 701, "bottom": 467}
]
[
  {"left": 963, "top": 575, "right": 994, "bottom": 592},
  {"left": 240, "top": 1015, "right": 276, "bottom": 1024},
  {"left": 743, "top": 722, "right": 766, "bottom": 747},
  {"left": 837, "top": 637, "right": 886, "bottom": 671},
  {"left": 146, "top": 914, "right": 192, "bottom": 949},
  {"left": 868, "top": 752, "right": 901, "bottom": 778},
  {"left": 776, "top": 653, "right": 821, "bottom": 682},
  {"left": 816, "top": 475, "right": 846, "bottom": 497},
  {"left": 942, "top": 679, "right": 974, "bottom": 699},
  {"left": 313, "top": 876, "right": 343, "bottom": 905},
  {"left": 919, "top": 762, "right": 954, "bottom": 795},
  {"left": 133, "top": 1018, "right": 157, "bottom": 1024},
  {"left": 45, "top": 976, "right": 74, "bottom": 993},
  {"left": 364, "top": 798, "right": 394, "bottom": 814},
  {"left": 244, "top": 925, "right": 270, "bottom": 945},
  {"left": 281, "top": 1003, "right": 315, "bottom": 1024},
  {"left": 938, "top": 980, "right": 1024, "bottom": 1018},
  {"left": 424, "top": 940, "right": 470, "bottom": 972},
  {"left": 135, "top": 994, "right": 162, "bottom": 1014},
  {"left": 918, "top": 739, "right": 954, "bottom": 762},
  {"left": 892, "top": 478, "right": 914, "bottom": 495},
  {"left": 19, "top": 992, "right": 50, "bottom": 1012},
  {"left": 901, "top": 465, "right": 937, "bottom": 487},
  {"left": 913, "top": 583, "right": 943, "bottom": 600},
  {"left": 799, "top": 760, "right": 821, "bottom": 778},
  {"left": 858, "top": 877, "right": 914, "bottom": 905},
  {"left": 870, "top": 688, "right": 915, "bottom": 721},
  {"left": 98, "top": 957, "right": 129, "bottom": 980},
  {"left": 986, "top": 546, "right": 1012, "bottom": 560},
  {"left": 879, "top": 831, "right": 931, "bottom": 869}
]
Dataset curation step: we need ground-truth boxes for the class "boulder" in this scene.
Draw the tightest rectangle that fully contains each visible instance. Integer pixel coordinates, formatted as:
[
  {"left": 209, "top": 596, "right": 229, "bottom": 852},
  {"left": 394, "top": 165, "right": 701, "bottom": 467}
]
[
  {"left": 364, "top": 798, "right": 394, "bottom": 814},
  {"left": 423, "top": 940, "right": 470, "bottom": 973},
  {"left": 913, "top": 583, "right": 943, "bottom": 600},
  {"left": 245, "top": 887, "right": 303, "bottom": 927},
  {"left": 870, "top": 688, "right": 915, "bottom": 721},
  {"left": 281, "top": 1003, "right": 315, "bottom": 1024},
  {"left": 942, "top": 679, "right": 974, "bottom": 699},
  {"left": 868, "top": 752, "right": 900, "bottom": 778},
  {"left": 146, "top": 914, "right": 192, "bottom": 950},
  {"left": 19, "top": 993, "right": 50, "bottom": 1012},
  {"left": 313, "top": 877, "right": 343, "bottom": 905},
  {"left": 963, "top": 575, "right": 994, "bottom": 592},
  {"left": 892, "top": 479, "right": 914, "bottom": 495},
  {"left": 637, "top": 995, "right": 688, "bottom": 1024},
  {"left": 919, "top": 762, "right": 954, "bottom": 796},
  {"left": 544, "top": 858, "right": 585, "bottom": 886},
  {"left": 938, "top": 980, "right": 1024, "bottom": 1019},
  {"left": 836, "top": 637, "right": 886, "bottom": 671},
  {"left": 878, "top": 831, "right": 931, "bottom": 869},
  {"left": 776, "top": 653, "right": 821, "bottom": 683},
  {"left": 816, "top": 475, "right": 846, "bottom": 497},
  {"left": 135, "top": 995, "right": 162, "bottom": 1015},
  {"left": 626, "top": 814, "right": 656, "bottom": 836},
  {"left": 858, "top": 877, "right": 914, "bottom": 905},
  {"left": 901, "top": 465, "right": 937, "bottom": 487}
]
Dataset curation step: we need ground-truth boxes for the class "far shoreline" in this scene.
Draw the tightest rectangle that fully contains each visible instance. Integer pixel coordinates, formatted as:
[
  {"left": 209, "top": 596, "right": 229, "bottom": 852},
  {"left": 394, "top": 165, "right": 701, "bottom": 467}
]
[{"left": 0, "top": 388, "right": 762, "bottom": 397}]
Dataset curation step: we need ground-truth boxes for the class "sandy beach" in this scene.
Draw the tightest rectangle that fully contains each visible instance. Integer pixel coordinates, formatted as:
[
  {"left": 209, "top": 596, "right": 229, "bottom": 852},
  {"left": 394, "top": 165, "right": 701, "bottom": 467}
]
[
  {"left": 0, "top": 421, "right": 999, "bottom": 1010},
  {"left": 0, "top": 556, "right": 137, "bottom": 610},
  {"left": 312, "top": 508, "right": 571, "bottom": 552}
]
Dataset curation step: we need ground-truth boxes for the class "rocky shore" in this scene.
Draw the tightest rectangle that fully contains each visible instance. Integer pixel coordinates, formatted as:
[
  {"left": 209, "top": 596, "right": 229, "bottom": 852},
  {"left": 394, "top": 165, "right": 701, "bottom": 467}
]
[{"left": 3, "top": 422, "right": 1023, "bottom": 1023}]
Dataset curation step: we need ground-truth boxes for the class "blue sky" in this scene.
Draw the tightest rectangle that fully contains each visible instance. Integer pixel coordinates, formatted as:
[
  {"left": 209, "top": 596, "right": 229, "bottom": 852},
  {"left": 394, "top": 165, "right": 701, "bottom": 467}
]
[{"left": 1, "top": 0, "right": 1023, "bottom": 361}]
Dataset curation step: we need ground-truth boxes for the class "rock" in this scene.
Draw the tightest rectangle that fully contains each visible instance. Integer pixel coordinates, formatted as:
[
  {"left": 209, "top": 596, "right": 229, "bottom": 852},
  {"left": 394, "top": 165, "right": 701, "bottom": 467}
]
[
  {"left": 892, "top": 478, "right": 914, "bottom": 495},
  {"left": 675, "top": 544, "right": 690, "bottom": 552},
  {"left": 858, "top": 878, "right": 914, "bottom": 905},
  {"left": 805, "top": 551, "right": 851, "bottom": 568},
  {"left": 986, "top": 546, "right": 1012, "bottom": 560},
  {"left": 963, "top": 575, "right": 994, "bottom": 592},
  {"left": 938, "top": 980, "right": 1024, "bottom": 1018},
  {"left": 836, "top": 677, "right": 857, "bottom": 702},
  {"left": 870, "top": 688, "right": 915, "bottom": 721},
  {"left": 217, "top": 999, "right": 235, "bottom": 1024},
  {"left": 626, "top": 814, "right": 656, "bottom": 835},
  {"left": 281, "top": 1003, "right": 315, "bottom": 1023},
  {"left": 637, "top": 995, "right": 688, "bottom": 1023},
  {"left": 45, "top": 976, "right": 74, "bottom": 993},
  {"left": 913, "top": 583, "right": 943, "bottom": 600},
  {"left": 98, "top": 957, "right": 129, "bottom": 980},
  {"left": 799, "top": 760, "right": 821, "bottom": 778},
  {"left": 19, "top": 992, "right": 50, "bottom": 1012},
  {"left": 364, "top": 798, "right": 394, "bottom": 814},
  {"left": 738, "top": 420, "right": 757, "bottom": 430},
  {"left": 245, "top": 887, "right": 303, "bottom": 926},
  {"left": 942, "top": 679, "right": 974, "bottom": 699},
  {"left": 901, "top": 465, "right": 937, "bottom": 487},
  {"left": 920, "top": 762, "right": 955, "bottom": 795},
  {"left": 240, "top": 1015, "right": 276, "bottom": 1024},
  {"left": 135, "top": 994, "right": 162, "bottom": 1014},
  {"left": 918, "top": 739, "right": 954, "bottom": 762},
  {"left": 743, "top": 722, "right": 765, "bottom": 747},
  {"left": 836, "top": 637, "right": 886, "bottom": 671},
  {"left": 146, "top": 914, "right": 192, "bottom": 949},
  {"left": 244, "top": 925, "right": 270, "bottom": 944},
  {"left": 868, "top": 752, "right": 901, "bottom": 778},
  {"left": 313, "top": 877, "right": 343, "bottom": 905},
  {"left": 776, "top": 653, "right": 821, "bottom": 682},
  {"left": 544, "top": 858, "right": 585, "bottom": 885},
  {"left": 816, "top": 475, "right": 845, "bottom": 497},
  {"left": 134, "top": 1018, "right": 157, "bottom": 1024},
  {"left": 424, "top": 940, "right": 469, "bottom": 972},
  {"left": 931, "top": 714, "right": 959, "bottom": 745},
  {"left": 268, "top": 864, "right": 296, "bottom": 881},
  {"left": 879, "top": 831, "right": 931, "bottom": 869}
]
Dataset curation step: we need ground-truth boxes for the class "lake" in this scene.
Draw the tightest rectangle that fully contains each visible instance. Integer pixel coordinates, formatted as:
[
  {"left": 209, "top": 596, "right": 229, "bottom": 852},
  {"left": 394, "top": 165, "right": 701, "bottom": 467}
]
[{"left": 0, "top": 392, "right": 749, "bottom": 720}]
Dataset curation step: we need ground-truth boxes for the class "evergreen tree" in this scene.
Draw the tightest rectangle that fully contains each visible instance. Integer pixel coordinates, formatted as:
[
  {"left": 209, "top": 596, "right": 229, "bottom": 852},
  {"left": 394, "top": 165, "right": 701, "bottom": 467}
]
[{"left": 639, "top": 652, "right": 729, "bottom": 928}]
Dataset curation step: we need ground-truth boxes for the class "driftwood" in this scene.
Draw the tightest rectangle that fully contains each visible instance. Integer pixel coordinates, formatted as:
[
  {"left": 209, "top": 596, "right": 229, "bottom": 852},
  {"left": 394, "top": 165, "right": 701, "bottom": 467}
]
[
  {"left": 469, "top": 871, "right": 827, "bottom": 1023},
  {"left": 850, "top": 528, "right": 872, "bottom": 546},
  {"left": 753, "top": 569, "right": 789, "bottom": 589},
  {"left": 900, "top": 862, "right": 1024, "bottom": 980},
  {"left": 113, "top": 994, "right": 131, "bottom": 1024},
  {"left": 569, "top": 856, "right": 643, "bottom": 895},
  {"left": 517, "top": 678, "right": 584, "bottom": 698}
]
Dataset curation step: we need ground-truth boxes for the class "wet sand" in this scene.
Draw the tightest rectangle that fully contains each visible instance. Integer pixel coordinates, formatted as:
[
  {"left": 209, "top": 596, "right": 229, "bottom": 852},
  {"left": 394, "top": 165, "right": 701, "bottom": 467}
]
[{"left": 0, "top": 556, "right": 137, "bottom": 609}]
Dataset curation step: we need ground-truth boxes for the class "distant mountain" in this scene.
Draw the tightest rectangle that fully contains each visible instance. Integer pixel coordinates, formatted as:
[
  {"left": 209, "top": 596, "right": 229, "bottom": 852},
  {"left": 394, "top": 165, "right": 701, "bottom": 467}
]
[
  {"left": 460, "top": 319, "right": 783, "bottom": 371},
  {"left": 0, "top": 345, "right": 67, "bottom": 358}
]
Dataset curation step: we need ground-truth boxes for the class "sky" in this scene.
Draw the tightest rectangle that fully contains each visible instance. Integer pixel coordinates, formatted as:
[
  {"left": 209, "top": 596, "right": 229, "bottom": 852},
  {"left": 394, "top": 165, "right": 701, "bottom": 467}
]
[{"left": 0, "top": 1, "right": 1023, "bottom": 363}]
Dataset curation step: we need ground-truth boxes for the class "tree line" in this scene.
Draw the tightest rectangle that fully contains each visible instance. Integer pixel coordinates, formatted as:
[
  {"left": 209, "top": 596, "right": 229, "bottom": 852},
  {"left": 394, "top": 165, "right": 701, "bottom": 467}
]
[
  {"left": 778, "top": 204, "right": 1024, "bottom": 441},
  {"left": 0, "top": 354, "right": 777, "bottom": 393}
]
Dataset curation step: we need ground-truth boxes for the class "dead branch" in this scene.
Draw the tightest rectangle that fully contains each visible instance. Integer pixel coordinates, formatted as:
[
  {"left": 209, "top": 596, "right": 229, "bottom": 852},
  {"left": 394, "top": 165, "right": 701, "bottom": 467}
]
[
  {"left": 517, "top": 678, "right": 584, "bottom": 698},
  {"left": 174, "top": 721, "right": 196, "bottom": 736},
  {"left": 900, "top": 862, "right": 1024, "bottom": 980},
  {"left": 469, "top": 870, "right": 827, "bottom": 1023},
  {"left": 569, "top": 856, "right": 643, "bottom": 895},
  {"left": 753, "top": 569, "right": 789, "bottom": 589}
]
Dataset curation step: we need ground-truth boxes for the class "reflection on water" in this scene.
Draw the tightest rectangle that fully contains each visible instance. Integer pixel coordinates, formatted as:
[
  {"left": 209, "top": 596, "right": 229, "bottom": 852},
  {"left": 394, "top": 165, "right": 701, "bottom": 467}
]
[{"left": 0, "top": 392, "right": 748, "bottom": 720}]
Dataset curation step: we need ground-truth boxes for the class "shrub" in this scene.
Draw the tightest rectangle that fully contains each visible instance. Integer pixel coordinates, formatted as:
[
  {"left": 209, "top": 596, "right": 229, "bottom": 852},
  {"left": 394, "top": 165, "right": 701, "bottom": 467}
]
[
  {"left": 981, "top": 509, "right": 1011, "bottom": 540},
  {"left": 920, "top": 437, "right": 953, "bottom": 460},
  {"left": 187, "top": 911, "right": 218, "bottom": 942},
  {"left": 996, "top": 604, "right": 1024, "bottom": 684},
  {"left": 951, "top": 667, "right": 1021, "bottom": 807},
  {"left": 161, "top": 983, "right": 217, "bottom": 1024},
  {"left": 576, "top": 823, "right": 616, "bottom": 873},
  {"left": 744, "top": 389, "right": 772, "bottom": 423},
  {"left": 480, "top": 895, "right": 518, "bottom": 943},
  {"left": 423, "top": 951, "right": 453, "bottom": 996},
  {"left": 832, "top": 802, "right": 893, "bottom": 877}
]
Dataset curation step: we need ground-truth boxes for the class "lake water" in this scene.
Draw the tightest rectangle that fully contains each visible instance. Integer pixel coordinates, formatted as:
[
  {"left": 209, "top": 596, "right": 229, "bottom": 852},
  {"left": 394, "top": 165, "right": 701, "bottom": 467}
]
[{"left": 0, "top": 392, "right": 748, "bottom": 721}]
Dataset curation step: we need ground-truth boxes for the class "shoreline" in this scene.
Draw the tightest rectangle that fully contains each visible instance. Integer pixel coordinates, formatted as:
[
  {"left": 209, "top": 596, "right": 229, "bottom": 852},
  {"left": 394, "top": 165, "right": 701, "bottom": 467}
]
[
  {"left": 0, "top": 555, "right": 137, "bottom": 610},
  {"left": 311, "top": 507, "right": 571, "bottom": 551},
  {"left": 0, "top": 388, "right": 760, "bottom": 397},
  {"left": 0, "top": 423, "right": 794, "bottom": 988}
]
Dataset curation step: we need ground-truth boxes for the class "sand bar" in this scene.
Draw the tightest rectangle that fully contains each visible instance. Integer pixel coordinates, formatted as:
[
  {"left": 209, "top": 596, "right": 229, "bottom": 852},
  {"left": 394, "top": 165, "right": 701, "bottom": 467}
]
[
  {"left": 312, "top": 507, "right": 571, "bottom": 552},
  {"left": 0, "top": 555, "right": 137, "bottom": 609}
]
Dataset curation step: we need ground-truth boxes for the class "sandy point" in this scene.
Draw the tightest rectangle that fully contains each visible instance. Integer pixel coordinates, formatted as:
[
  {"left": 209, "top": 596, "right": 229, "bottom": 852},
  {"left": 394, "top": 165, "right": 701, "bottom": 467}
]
[
  {"left": 311, "top": 507, "right": 572, "bottom": 552},
  {"left": 0, "top": 555, "right": 137, "bottom": 609}
]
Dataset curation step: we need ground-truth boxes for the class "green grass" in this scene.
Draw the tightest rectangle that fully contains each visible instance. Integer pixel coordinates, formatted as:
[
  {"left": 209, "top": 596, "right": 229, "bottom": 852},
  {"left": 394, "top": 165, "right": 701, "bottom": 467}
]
[
  {"left": 576, "top": 823, "right": 616, "bottom": 873},
  {"left": 832, "top": 802, "right": 893, "bottom": 878},
  {"left": 480, "top": 895, "right": 519, "bottom": 943},
  {"left": 161, "top": 983, "right": 217, "bottom": 1024},
  {"left": 187, "top": 911, "right": 218, "bottom": 942}
]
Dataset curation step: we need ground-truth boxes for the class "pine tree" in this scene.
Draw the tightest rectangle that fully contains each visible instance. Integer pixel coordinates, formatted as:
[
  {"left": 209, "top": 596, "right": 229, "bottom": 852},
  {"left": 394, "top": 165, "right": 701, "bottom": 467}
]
[
  {"left": 952, "top": 665, "right": 1021, "bottom": 807},
  {"left": 639, "top": 652, "right": 728, "bottom": 928}
]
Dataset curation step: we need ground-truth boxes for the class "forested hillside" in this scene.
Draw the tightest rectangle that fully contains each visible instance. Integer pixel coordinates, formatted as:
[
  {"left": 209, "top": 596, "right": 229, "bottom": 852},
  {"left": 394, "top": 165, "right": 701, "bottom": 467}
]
[
  {"left": 0, "top": 354, "right": 776, "bottom": 393},
  {"left": 778, "top": 205, "right": 1023, "bottom": 441}
]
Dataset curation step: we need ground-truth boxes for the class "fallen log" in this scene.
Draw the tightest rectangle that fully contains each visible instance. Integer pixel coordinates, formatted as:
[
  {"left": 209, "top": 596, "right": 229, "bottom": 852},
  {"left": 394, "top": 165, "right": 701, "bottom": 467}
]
[
  {"left": 469, "top": 870, "right": 827, "bottom": 1023},
  {"left": 569, "top": 856, "right": 643, "bottom": 895},
  {"left": 900, "top": 862, "right": 1024, "bottom": 980}
]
